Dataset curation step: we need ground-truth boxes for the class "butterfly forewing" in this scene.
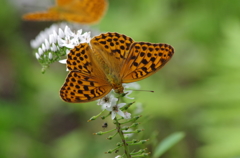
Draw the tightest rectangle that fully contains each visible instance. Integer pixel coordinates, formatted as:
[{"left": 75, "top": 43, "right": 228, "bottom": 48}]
[
  {"left": 90, "top": 32, "right": 134, "bottom": 71},
  {"left": 67, "top": 43, "right": 94, "bottom": 75},
  {"left": 60, "top": 71, "right": 112, "bottom": 103},
  {"left": 121, "top": 42, "right": 174, "bottom": 83}
]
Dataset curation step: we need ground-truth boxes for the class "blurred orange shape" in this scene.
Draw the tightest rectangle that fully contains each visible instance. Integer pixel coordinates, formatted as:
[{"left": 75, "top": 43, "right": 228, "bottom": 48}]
[{"left": 22, "top": 0, "right": 108, "bottom": 24}]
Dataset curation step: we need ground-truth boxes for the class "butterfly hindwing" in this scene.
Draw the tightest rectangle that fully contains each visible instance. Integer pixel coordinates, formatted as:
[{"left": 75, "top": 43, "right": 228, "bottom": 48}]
[
  {"left": 60, "top": 71, "right": 112, "bottom": 103},
  {"left": 121, "top": 42, "right": 174, "bottom": 83}
]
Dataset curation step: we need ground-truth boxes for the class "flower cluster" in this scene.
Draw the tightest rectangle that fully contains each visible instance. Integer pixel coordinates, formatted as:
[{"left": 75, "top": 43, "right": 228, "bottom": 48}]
[
  {"left": 31, "top": 23, "right": 91, "bottom": 72},
  {"left": 97, "top": 82, "right": 140, "bottom": 120}
]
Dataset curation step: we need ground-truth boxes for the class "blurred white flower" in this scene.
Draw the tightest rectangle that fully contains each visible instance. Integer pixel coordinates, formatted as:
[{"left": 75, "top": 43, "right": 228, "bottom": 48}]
[
  {"left": 35, "top": 53, "right": 40, "bottom": 59},
  {"left": 124, "top": 90, "right": 134, "bottom": 99},
  {"left": 123, "top": 82, "right": 141, "bottom": 90},
  {"left": 124, "top": 112, "right": 131, "bottom": 119},
  {"left": 123, "top": 128, "right": 133, "bottom": 138},
  {"left": 59, "top": 59, "right": 67, "bottom": 64},
  {"left": 38, "top": 47, "right": 43, "bottom": 56},
  {"left": 97, "top": 93, "right": 117, "bottom": 110},
  {"left": 48, "top": 53, "right": 53, "bottom": 60},
  {"left": 105, "top": 100, "right": 126, "bottom": 120},
  {"left": 122, "top": 82, "right": 141, "bottom": 99},
  {"left": 30, "top": 22, "right": 101, "bottom": 73},
  {"left": 134, "top": 102, "right": 143, "bottom": 114},
  {"left": 32, "top": 23, "right": 91, "bottom": 62}
]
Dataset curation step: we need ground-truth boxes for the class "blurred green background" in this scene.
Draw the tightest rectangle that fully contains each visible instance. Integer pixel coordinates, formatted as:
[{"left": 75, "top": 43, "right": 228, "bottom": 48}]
[{"left": 1, "top": 0, "right": 240, "bottom": 157}]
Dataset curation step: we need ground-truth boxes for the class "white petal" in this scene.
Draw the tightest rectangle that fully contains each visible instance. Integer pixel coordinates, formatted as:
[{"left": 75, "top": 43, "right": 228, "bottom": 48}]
[
  {"left": 101, "top": 103, "right": 108, "bottom": 110},
  {"left": 111, "top": 112, "right": 116, "bottom": 120},
  {"left": 49, "top": 34, "right": 54, "bottom": 44},
  {"left": 57, "top": 37, "right": 65, "bottom": 46},
  {"left": 59, "top": 59, "right": 67, "bottom": 64},
  {"left": 77, "top": 29, "right": 82, "bottom": 35},
  {"left": 123, "top": 82, "right": 141, "bottom": 89},
  {"left": 41, "top": 43, "right": 46, "bottom": 52},
  {"left": 79, "top": 32, "right": 91, "bottom": 43},
  {"left": 58, "top": 28, "right": 64, "bottom": 38},
  {"left": 62, "top": 43, "right": 75, "bottom": 49},
  {"left": 124, "top": 90, "right": 134, "bottom": 99},
  {"left": 38, "top": 47, "right": 43, "bottom": 56},
  {"left": 105, "top": 105, "right": 112, "bottom": 112},
  {"left": 117, "top": 110, "right": 125, "bottom": 118},
  {"left": 66, "top": 49, "right": 70, "bottom": 54},
  {"left": 52, "top": 30, "right": 58, "bottom": 43},
  {"left": 124, "top": 112, "right": 131, "bottom": 119},
  {"left": 52, "top": 30, "right": 57, "bottom": 37},
  {"left": 44, "top": 39, "right": 50, "bottom": 50},
  {"left": 51, "top": 43, "right": 57, "bottom": 51},
  {"left": 130, "top": 82, "right": 141, "bottom": 89},
  {"left": 64, "top": 26, "right": 74, "bottom": 36},
  {"left": 48, "top": 53, "right": 53, "bottom": 59},
  {"left": 117, "top": 103, "right": 126, "bottom": 108},
  {"left": 110, "top": 97, "right": 118, "bottom": 106},
  {"left": 35, "top": 53, "right": 40, "bottom": 59}
]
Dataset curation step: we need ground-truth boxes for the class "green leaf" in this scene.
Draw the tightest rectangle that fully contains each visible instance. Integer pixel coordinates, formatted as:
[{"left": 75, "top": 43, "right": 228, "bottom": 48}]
[{"left": 153, "top": 132, "right": 185, "bottom": 158}]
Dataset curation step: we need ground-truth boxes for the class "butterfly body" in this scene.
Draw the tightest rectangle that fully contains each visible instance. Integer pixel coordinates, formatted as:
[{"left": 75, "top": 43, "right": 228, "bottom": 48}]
[{"left": 60, "top": 32, "right": 174, "bottom": 103}]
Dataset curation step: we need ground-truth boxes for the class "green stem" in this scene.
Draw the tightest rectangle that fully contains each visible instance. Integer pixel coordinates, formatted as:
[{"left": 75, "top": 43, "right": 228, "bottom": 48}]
[
  {"left": 87, "top": 110, "right": 105, "bottom": 122},
  {"left": 115, "top": 117, "right": 131, "bottom": 158}
]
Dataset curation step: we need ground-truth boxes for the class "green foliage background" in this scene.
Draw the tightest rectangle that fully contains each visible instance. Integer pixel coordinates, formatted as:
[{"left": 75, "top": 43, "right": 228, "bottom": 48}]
[{"left": 0, "top": 0, "right": 240, "bottom": 158}]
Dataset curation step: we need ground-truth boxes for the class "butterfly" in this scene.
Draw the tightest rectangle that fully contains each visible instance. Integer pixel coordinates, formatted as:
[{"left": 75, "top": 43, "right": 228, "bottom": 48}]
[
  {"left": 22, "top": 0, "right": 108, "bottom": 24},
  {"left": 60, "top": 32, "right": 174, "bottom": 103}
]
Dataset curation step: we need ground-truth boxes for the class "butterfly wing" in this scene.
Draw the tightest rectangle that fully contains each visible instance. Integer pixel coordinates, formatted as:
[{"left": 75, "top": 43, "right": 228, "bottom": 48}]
[
  {"left": 56, "top": 0, "right": 69, "bottom": 6},
  {"left": 23, "top": 0, "right": 107, "bottom": 24},
  {"left": 67, "top": 43, "right": 94, "bottom": 74},
  {"left": 22, "top": 0, "right": 60, "bottom": 21},
  {"left": 60, "top": 43, "right": 112, "bottom": 103},
  {"left": 121, "top": 42, "right": 174, "bottom": 83},
  {"left": 90, "top": 32, "right": 134, "bottom": 74},
  {"left": 60, "top": 71, "right": 112, "bottom": 103},
  {"left": 22, "top": 11, "right": 60, "bottom": 21},
  {"left": 59, "top": 0, "right": 108, "bottom": 24}
]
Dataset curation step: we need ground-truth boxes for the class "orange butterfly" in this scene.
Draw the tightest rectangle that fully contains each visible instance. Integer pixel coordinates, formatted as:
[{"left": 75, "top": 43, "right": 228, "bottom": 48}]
[
  {"left": 60, "top": 32, "right": 174, "bottom": 103},
  {"left": 22, "top": 0, "right": 108, "bottom": 24}
]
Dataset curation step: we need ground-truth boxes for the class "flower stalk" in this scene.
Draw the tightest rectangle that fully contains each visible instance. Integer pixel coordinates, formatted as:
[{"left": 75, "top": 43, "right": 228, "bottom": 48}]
[{"left": 114, "top": 117, "right": 131, "bottom": 158}]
